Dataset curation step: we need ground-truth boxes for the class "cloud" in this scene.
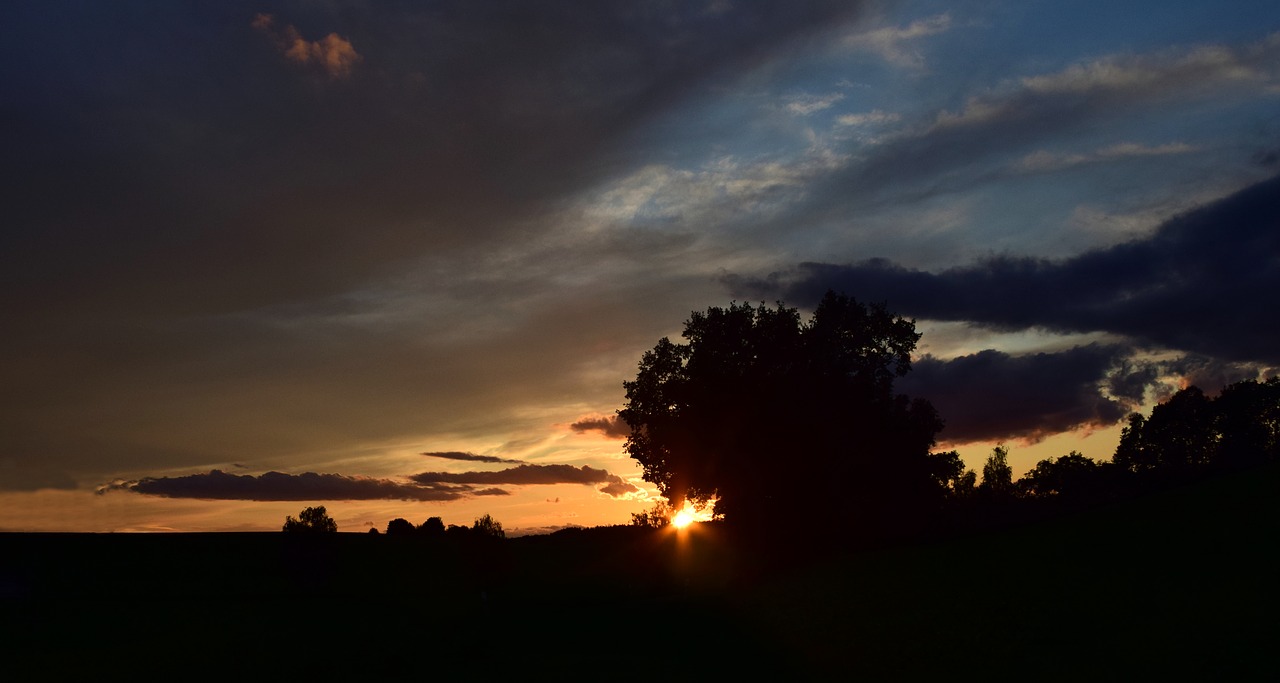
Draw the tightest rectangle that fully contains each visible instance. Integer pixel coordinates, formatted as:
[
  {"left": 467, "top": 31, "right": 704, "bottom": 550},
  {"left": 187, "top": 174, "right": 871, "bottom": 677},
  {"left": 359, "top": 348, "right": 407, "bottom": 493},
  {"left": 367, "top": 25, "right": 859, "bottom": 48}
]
[
  {"left": 731, "top": 172, "right": 1280, "bottom": 365},
  {"left": 252, "top": 13, "right": 362, "bottom": 79},
  {"left": 843, "top": 13, "right": 951, "bottom": 69},
  {"left": 784, "top": 92, "right": 845, "bottom": 115},
  {"left": 1016, "top": 142, "right": 1198, "bottom": 173},
  {"left": 569, "top": 415, "right": 631, "bottom": 439},
  {"left": 101, "top": 470, "right": 472, "bottom": 501},
  {"left": 897, "top": 345, "right": 1136, "bottom": 444},
  {"left": 598, "top": 480, "right": 641, "bottom": 497},
  {"left": 834, "top": 109, "right": 900, "bottom": 127},
  {"left": 422, "top": 451, "right": 524, "bottom": 464},
  {"left": 797, "top": 32, "right": 1280, "bottom": 214},
  {"left": 409, "top": 463, "right": 638, "bottom": 497},
  {"left": 932, "top": 35, "right": 1279, "bottom": 132}
]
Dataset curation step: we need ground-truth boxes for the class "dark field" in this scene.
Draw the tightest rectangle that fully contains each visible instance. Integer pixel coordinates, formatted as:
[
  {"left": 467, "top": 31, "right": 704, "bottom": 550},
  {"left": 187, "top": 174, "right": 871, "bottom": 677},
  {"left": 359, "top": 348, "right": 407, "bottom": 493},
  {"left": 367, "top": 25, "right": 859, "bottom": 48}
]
[{"left": 3, "top": 464, "right": 1276, "bottom": 679}]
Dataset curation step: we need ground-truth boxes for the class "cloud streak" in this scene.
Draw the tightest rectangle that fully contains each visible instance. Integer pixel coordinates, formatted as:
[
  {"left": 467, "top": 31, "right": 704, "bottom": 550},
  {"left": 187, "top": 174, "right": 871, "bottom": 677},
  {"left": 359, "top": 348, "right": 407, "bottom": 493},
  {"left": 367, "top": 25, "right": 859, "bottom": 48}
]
[
  {"left": 410, "top": 464, "right": 639, "bottom": 497},
  {"left": 844, "top": 13, "right": 951, "bottom": 69},
  {"left": 101, "top": 470, "right": 478, "bottom": 501},
  {"left": 422, "top": 451, "right": 524, "bottom": 464}
]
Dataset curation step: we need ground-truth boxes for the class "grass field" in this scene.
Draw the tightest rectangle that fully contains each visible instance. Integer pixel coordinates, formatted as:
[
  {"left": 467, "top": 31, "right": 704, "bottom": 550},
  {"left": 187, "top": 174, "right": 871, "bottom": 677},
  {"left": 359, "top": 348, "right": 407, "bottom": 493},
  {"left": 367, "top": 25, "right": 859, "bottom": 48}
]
[{"left": 3, "top": 464, "right": 1276, "bottom": 679}]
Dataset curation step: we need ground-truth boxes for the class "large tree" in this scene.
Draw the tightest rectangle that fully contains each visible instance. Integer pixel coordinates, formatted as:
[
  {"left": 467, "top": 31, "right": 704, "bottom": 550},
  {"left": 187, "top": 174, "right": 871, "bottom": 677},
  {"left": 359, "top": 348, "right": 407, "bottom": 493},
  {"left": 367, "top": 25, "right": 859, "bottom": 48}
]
[{"left": 619, "top": 292, "right": 943, "bottom": 535}]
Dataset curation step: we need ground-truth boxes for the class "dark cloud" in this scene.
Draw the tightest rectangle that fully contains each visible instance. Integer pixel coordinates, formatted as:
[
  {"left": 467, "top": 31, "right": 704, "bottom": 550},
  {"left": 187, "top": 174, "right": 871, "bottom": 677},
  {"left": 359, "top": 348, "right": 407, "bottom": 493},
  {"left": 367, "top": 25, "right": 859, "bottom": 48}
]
[
  {"left": 569, "top": 415, "right": 632, "bottom": 440},
  {"left": 732, "top": 173, "right": 1280, "bottom": 365},
  {"left": 422, "top": 451, "right": 524, "bottom": 464},
  {"left": 0, "top": 1, "right": 862, "bottom": 322},
  {"left": 1157, "top": 355, "right": 1269, "bottom": 396},
  {"left": 100, "top": 470, "right": 469, "bottom": 501},
  {"left": 598, "top": 480, "right": 641, "bottom": 497},
  {"left": 409, "top": 464, "right": 637, "bottom": 497},
  {"left": 897, "top": 345, "right": 1137, "bottom": 445}
]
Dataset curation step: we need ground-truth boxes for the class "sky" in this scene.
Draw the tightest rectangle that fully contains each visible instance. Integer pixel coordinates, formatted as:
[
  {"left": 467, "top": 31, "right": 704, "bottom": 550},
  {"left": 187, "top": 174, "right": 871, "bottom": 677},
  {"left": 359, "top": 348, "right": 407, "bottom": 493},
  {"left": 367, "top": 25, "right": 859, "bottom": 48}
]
[{"left": 3, "top": 0, "right": 1278, "bottom": 533}]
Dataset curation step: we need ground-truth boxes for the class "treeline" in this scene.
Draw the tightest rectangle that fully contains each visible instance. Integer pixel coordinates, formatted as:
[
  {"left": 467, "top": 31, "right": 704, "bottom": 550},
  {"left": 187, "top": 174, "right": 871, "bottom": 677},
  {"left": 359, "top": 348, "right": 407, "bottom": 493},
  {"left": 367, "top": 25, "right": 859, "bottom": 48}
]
[
  {"left": 377, "top": 513, "right": 505, "bottom": 539},
  {"left": 282, "top": 507, "right": 507, "bottom": 539},
  {"left": 935, "top": 377, "right": 1280, "bottom": 525}
]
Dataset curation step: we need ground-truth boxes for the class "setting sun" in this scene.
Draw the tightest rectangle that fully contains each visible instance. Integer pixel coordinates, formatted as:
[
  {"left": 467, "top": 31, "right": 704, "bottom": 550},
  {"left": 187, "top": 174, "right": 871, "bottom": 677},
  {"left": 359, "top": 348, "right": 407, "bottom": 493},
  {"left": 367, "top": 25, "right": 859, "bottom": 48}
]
[{"left": 671, "top": 508, "right": 696, "bottom": 528}]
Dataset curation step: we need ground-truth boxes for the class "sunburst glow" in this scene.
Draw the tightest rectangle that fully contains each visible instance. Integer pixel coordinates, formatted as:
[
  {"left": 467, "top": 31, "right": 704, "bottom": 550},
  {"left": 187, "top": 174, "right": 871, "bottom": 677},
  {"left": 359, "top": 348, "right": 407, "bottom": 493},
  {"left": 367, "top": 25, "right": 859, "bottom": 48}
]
[{"left": 671, "top": 508, "right": 696, "bottom": 528}]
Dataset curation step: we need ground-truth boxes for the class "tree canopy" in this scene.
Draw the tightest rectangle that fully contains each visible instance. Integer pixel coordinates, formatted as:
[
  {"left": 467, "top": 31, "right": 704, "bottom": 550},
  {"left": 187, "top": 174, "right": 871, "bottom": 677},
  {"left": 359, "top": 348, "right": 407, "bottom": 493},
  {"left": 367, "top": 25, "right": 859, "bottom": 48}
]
[
  {"left": 1115, "top": 378, "right": 1280, "bottom": 480},
  {"left": 619, "top": 292, "right": 943, "bottom": 535}
]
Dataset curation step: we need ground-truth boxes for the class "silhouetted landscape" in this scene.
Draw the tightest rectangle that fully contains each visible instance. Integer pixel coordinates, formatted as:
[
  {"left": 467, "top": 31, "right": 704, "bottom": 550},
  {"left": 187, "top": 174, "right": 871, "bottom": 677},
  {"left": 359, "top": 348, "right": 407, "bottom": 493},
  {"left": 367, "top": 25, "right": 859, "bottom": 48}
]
[
  {"left": 5, "top": 364, "right": 1277, "bottom": 677},
  {"left": 6, "top": 295, "right": 1280, "bottom": 676},
  {"left": 4, "top": 461, "right": 1277, "bottom": 677},
  {"left": 5, "top": 3, "right": 1280, "bottom": 678}
]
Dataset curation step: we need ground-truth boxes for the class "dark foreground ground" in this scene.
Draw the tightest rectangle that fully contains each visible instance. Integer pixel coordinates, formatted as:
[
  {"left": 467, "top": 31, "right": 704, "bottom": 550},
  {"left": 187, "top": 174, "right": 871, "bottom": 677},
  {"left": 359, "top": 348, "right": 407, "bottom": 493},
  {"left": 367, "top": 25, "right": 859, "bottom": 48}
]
[{"left": 3, "top": 464, "right": 1277, "bottom": 679}]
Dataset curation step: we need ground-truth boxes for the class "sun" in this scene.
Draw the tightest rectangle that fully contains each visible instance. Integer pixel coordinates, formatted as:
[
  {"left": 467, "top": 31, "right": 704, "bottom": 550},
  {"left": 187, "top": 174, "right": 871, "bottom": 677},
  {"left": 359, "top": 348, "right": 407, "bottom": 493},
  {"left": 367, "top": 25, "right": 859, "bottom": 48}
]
[{"left": 671, "top": 508, "right": 696, "bottom": 529}]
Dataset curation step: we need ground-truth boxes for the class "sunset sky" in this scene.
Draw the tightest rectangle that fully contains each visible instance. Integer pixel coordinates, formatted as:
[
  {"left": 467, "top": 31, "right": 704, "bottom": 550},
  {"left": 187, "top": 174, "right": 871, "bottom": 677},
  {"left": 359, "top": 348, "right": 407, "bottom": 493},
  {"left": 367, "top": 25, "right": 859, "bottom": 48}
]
[{"left": 3, "top": 1, "right": 1278, "bottom": 533}]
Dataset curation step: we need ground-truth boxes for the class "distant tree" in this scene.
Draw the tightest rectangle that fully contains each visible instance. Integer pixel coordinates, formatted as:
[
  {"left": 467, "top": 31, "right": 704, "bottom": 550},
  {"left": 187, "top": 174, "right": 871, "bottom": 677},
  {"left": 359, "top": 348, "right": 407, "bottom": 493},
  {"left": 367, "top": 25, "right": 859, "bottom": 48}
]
[
  {"left": 1214, "top": 378, "right": 1280, "bottom": 468},
  {"left": 282, "top": 505, "right": 337, "bottom": 533},
  {"left": 367, "top": 527, "right": 380, "bottom": 534},
  {"left": 1114, "top": 386, "right": 1217, "bottom": 477},
  {"left": 1019, "top": 452, "right": 1101, "bottom": 497},
  {"left": 630, "top": 500, "right": 672, "bottom": 528},
  {"left": 472, "top": 514, "right": 505, "bottom": 539},
  {"left": 928, "top": 450, "right": 977, "bottom": 498},
  {"left": 979, "top": 445, "right": 1015, "bottom": 497},
  {"left": 1114, "top": 379, "right": 1280, "bottom": 481},
  {"left": 619, "top": 292, "right": 942, "bottom": 534},
  {"left": 419, "top": 516, "right": 446, "bottom": 537},
  {"left": 1112, "top": 412, "right": 1151, "bottom": 473},
  {"left": 385, "top": 517, "right": 416, "bottom": 536}
]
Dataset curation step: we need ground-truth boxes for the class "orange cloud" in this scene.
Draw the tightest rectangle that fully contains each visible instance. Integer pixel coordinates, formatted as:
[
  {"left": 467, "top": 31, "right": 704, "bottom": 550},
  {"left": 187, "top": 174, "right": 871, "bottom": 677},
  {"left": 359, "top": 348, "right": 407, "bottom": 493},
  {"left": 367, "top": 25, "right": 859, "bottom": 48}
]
[{"left": 253, "top": 12, "right": 361, "bottom": 79}]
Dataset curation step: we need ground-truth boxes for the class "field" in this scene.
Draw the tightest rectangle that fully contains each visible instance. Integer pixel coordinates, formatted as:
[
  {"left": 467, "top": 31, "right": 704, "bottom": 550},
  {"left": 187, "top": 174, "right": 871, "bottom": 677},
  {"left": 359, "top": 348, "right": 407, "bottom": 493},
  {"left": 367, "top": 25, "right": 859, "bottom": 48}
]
[{"left": 3, "top": 464, "right": 1276, "bottom": 679}]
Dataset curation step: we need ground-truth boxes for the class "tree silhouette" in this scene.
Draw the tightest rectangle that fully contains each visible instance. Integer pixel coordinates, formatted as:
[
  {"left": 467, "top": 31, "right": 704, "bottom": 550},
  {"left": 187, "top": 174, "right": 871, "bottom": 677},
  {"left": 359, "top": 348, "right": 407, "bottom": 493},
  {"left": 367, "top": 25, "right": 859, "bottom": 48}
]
[
  {"left": 472, "top": 513, "right": 505, "bottom": 539},
  {"left": 1019, "top": 451, "right": 1102, "bottom": 497},
  {"left": 979, "top": 445, "right": 1015, "bottom": 498},
  {"left": 1123, "top": 386, "right": 1216, "bottom": 474},
  {"left": 1115, "top": 379, "right": 1280, "bottom": 480},
  {"left": 630, "top": 500, "right": 672, "bottom": 528},
  {"left": 928, "top": 449, "right": 977, "bottom": 498},
  {"left": 1213, "top": 378, "right": 1280, "bottom": 468},
  {"left": 282, "top": 505, "right": 337, "bottom": 533},
  {"left": 420, "top": 516, "right": 446, "bottom": 537},
  {"left": 385, "top": 517, "right": 416, "bottom": 536},
  {"left": 619, "top": 292, "right": 942, "bottom": 535}
]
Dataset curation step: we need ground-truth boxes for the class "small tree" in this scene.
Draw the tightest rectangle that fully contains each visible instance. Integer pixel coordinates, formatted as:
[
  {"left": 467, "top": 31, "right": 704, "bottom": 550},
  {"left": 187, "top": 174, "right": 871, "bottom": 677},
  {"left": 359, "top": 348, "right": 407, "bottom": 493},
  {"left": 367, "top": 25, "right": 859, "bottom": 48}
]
[
  {"left": 1019, "top": 452, "right": 1101, "bottom": 497},
  {"left": 385, "top": 517, "right": 416, "bottom": 536},
  {"left": 630, "top": 500, "right": 672, "bottom": 529},
  {"left": 419, "top": 516, "right": 446, "bottom": 537},
  {"left": 283, "top": 505, "right": 337, "bottom": 533},
  {"left": 979, "top": 445, "right": 1015, "bottom": 497},
  {"left": 928, "top": 450, "right": 977, "bottom": 498},
  {"left": 472, "top": 513, "right": 505, "bottom": 539}
]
